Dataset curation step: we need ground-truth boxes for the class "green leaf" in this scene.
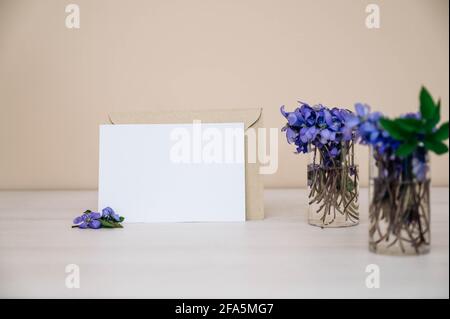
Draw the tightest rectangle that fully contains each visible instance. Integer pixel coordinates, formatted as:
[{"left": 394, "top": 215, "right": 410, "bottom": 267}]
[
  {"left": 424, "top": 100, "right": 441, "bottom": 132},
  {"left": 100, "top": 219, "right": 124, "bottom": 228},
  {"left": 434, "top": 122, "right": 449, "bottom": 141},
  {"left": 394, "top": 118, "right": 423, "bottom": 132},
  {"left": 424, "top": 135, "right": 449, "bottom": 155},
  {"left": 119, "top": 216, "right": 125, "bottom": 222},
  {"left": 420, "top": 86, "right": 436, "bottom": 120},
  {"left": 379, "top": 118, "right": 413, "bottom": 141},
  {"left": 83, "top": 210, "right": 92, "bottom": 214},
  {"left": 395, "top": 140, "right": 418, "bottom": 158},
  {"left": 100, "top": 219, "right": 116, "bottom": 228}
]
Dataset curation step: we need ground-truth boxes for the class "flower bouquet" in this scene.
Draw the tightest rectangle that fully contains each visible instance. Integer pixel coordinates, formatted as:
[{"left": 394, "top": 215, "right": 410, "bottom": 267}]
[
  {"left": 281, "top": 102, "right": 359, "bottom": 227},
  {"left": 349, "top": 87, "right": 448, "bottom": 255}
]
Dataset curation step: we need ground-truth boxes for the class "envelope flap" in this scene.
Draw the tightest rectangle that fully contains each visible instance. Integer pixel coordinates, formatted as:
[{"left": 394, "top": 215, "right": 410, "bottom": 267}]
[{"left": 108, "top": 108, "right": 262, "bottom": 130}]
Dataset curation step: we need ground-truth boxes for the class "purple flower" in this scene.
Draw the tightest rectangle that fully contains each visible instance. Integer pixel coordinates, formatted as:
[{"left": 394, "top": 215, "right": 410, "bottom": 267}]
[
  {"left": 320, "top": 128, "right": 336, "bottom": 144},
  {"left": 351, "top": 103, "right": 429, "bottom": 181},
  {"left": 368, "top": 112, "right": 382, "bottom": 122},
  {"left": 333, "top": 108, "right": 351, "bottom": 122},
  {"left": 315, "top": 106, "right": 327, "bottom": 127},
  {"left": 329, "top": 147, "right": 340, "bottom": 158},
  {"left": 300, "top": 104, "right": 316, "bottom": 126},
  {"left": 102, "top": 207, "right": 121, "bottom": 222},
  {"left": 343, "top": 114, "right": 360, "bottom": 129},
  {"left": 73, "top": 212, "right": 101, "bottom": 229},
  {"left": 285, "top": 127, "right": 298, "bottom": 143},
  {"left": 303, "top": 126, "right": 318, "bottom": 142},
  {"left": 287, "top": 110, "right": 304, "bottom": 127},
  {"left": 341, "top": 125, "right": 355, "bottom": 141},
  {"left": 324, "top": 109, "right": 341, "bottom": 131},
  {"left": 280, "top": 105, "right": 289, "bottom": 119},
  {"left": 281, "top": 102, "right": 358, "bottom": 161},
  {"left": 355, "top": 103, "right": 370, "bottom": 118},
  {"left": 350, "top": 103, "right": 399, "bottom": 154},
  {"left": 296, "top": 143, "right": 308, "bottom": 154},
  {"left": 359, "top": 122, "right": 378, "bottom": 141}
]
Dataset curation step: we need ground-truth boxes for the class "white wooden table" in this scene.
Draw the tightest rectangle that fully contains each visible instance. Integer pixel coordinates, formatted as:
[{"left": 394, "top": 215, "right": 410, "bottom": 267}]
[{"left": 0, "top": 188, "right": 448, "bottom": 298}]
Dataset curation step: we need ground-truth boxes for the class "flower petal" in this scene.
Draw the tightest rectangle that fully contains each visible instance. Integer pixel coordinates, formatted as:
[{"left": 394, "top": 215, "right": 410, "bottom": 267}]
[
  {"left": 90, "top": 212, "right": 101, "bottom": 219},
  {"left": 320, "top": 129, "right": 331, "bottom": 140},
  {"left": 345, "top": 116, "right": 360, "bottom": 128},
  {"left": 286, "top": 127, "right": 298, "bottom": 143},
  {"left": 78, "top": 222, "right": 88, "bottom": 229},
  {"left": 355, "top": 103, "right": 369, "bottom": 118},
  {"left": 324, "top": 109, "right": 333, "bottom": 127},
  {"left": 73, "top": 216, "right": 84, "bottom": 224},
  {"left": 280, "top": 105, "right": 289, "bottom": 118},
  {"left": 89, "top": 220, "right": 102, "bottom": 229}
]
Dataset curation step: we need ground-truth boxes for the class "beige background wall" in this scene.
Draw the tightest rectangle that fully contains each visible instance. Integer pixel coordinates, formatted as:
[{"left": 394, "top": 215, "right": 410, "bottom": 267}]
[{"left": 0, "top": 0, "right": 448, "bottom": 189}]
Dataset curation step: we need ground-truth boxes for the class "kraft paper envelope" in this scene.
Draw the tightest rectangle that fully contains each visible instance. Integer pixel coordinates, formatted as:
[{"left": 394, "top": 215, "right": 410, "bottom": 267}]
[{"left": 108, "top": 108, "right": 264, "bottom": 220}]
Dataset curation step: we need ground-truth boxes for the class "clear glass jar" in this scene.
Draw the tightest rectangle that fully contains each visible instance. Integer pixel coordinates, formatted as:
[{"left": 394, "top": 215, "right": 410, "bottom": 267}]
[
  {"left": 307, "top": 141, "right": 359, "bottom": 228},
  {"left": 368, "top": 146, "right": 431, "bottom": 255}
]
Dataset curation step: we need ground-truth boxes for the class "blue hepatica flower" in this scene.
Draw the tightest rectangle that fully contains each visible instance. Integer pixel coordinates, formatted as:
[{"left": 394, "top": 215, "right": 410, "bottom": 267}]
[
  {"left": 315, "top": 106, "right": 327, "bottom": 127},
  {"left": 355, "top": 103, "right": 370, "bottom": 118},
  {"left": 285, "top": 127, "right": 298, "bottom": 143},
  {"left": 324, "top": 108, "right": 342, "bottom": 132},
  {"left": 302, "top": 126, "right": 319, "bottom": 143},
  {"left": 350, "top": 103, "right": 429, "bottom": 181},
  {"left": 329, "top": 146, "right": 340, "bottom": 158},
  {"left": 320, "top": 128, "right": 336, "bottom": 144},
  {"left": 72, "top": 207, "right": 125, "bottom": 229},
  {"left": 345, "top": 103, "right": 398, "bottom": 154},
  {"left": 280, "top": 105, "right": 290, "bottom": 118},
  {"left": 102, "top": 207, "right": 121, "bottom": 222},
  {"left": 280, "top": 101, "right": 357, "bottom": 160},
  {"left": 287, "top": 109, "right": 304, "bottom": 127},
  {"left": 359, "top": 122, "right": 379, "bottom": 143},
  {"left": 300, "top": 103, "right": 317, "bottom": 126},
  {"left": 296, "top": 143, "right": 308, "bottom": 154},
  {"left": 73, "top": 212, "right": 102, "bottom": 229}
]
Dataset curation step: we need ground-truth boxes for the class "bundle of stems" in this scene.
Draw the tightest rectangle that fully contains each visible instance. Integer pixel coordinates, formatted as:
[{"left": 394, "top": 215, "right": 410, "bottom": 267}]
[
  {"left": 369, "top": 151, "right": 430, "bottom": 254},
  {"left": 307, "top": 141, "right": 359, "bottom": 226}
]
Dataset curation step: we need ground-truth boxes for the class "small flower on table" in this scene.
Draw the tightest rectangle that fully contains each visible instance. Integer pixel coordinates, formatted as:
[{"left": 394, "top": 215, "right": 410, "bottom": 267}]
[{"left": 72, "top": 207, "right": 125, "bottom": 229}]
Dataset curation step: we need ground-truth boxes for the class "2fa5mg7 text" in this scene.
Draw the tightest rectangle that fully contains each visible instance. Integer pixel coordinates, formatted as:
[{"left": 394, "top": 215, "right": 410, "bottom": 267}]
[{"left": 217, "top": 303, "right": 273, "bottom": 315}]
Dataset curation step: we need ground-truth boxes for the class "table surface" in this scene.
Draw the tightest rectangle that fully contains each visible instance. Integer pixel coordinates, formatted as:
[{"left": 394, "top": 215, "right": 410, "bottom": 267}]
[{"left": 0, "top": 188, "right": 448, "bottom": 299}]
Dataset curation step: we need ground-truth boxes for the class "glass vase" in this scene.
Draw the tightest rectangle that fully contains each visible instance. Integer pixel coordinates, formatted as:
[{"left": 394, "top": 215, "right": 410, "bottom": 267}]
[
  {"left": 307, "top": 141, "right": 359, "bottom": 227},
  {"left": 368, "top": 147, "right": 431, "bottom": 255}
]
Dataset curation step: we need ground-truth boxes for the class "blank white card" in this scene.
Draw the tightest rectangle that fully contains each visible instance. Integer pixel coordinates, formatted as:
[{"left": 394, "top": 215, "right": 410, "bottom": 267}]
[{"left": 98, "top": 123, "right": 246, "bottom": 222}]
